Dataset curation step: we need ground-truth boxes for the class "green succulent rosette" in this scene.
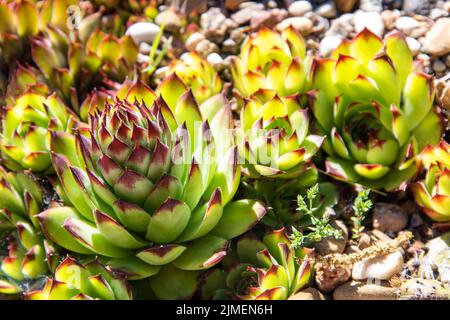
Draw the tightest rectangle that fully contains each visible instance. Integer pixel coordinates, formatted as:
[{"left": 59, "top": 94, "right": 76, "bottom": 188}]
[
  {"left": 31, "top": 25, "right": 138, "bottom": 110},
  {"left": 0, "top": 166, "right": 59, "bottom": 296},
  {"left": 310, "top": 28, "right": 443, "bottom": 191},
  {"left": 412, "top": 140, "right": 450, "bottom": 222},
  {"left": 0, "top": 0, "right": 40, "bottom": 66},
  {"left": 236, "top": 89, "right": 323, "bottom": 225},
  {"left": 201, "top": 229, "right": 312, "bottom": 300},
  {"left": 237, "top": 90, "right": 323, "bottom": 179},
  {"left": 167, "top": 52, "right": 222, "bottom": 104},
  {"left": 231, "top": 26, "right": 310, "bottom": 99},
  {"left": 36, "top": 80, "right": 266, "bottom": 300},
  {"left": 26, "top": 257, "right": 132, "bottom": 300},
  {"left": 1, "top": 90, "right": 78, "bottom": 174}
]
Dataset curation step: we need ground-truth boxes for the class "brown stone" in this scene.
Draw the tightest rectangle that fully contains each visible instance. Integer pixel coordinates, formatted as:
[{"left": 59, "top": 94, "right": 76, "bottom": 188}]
[
  {"left": 423, "top": 18, "right": 450, "bottom": 56},
  {"left": 289, "top": 288, "right": 326, "bottom": 300},
  {"left": 333, "top": 281, "right": 397, "bottom": 300},
  {"left": 334, "top": 0, "right": 358, "bottom": 13}
]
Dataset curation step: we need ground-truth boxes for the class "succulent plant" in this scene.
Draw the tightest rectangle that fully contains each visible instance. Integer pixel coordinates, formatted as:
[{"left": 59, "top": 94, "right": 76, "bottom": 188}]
[
  {"left": 237, "top": 91, "right": 323, "bottom": 180},
  {"left": 26, "top": 257, "right": 132, "bottom": 300},
  {"left": 167, "top": 52, "right": 222, "bottom": 104},
  {"left": 1, "top": 90, "right": 78, "bottom": 174},
  {"left": 236, "top": 89, "right": 323, "bottom": 226},
  {"left": 0, "top": 0, "right": 40, "bottom": 66},
  {"left": 310, "top": 29, "right": 443, "bottom": 191},
  {"left": 31, "top": 26, "right": 138, "bottom": 110},
  {"left": 412, "top": 140, "right": 450, "bottom": 222},
  {"left": 201, "top": 229, "right": 312, "bottom": 300},
  {"left": 36, "top": 80, "right": 265, "bottom": 299},
  {"left": 0, "top": 166, "right": 59, "bottom": 295},
  {"left": 231, "top": 26, "right": 309, "bottom": 99}
]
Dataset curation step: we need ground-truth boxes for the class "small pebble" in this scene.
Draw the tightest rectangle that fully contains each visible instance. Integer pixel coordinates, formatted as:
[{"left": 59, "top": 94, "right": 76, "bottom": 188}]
[
  {"left": 207, "top": 53, "right": 224, "bottom": 71},
  {"left": 276, "top": 17, "right": 314, "bottom": 35},
  {"left": 354, "top": 11, "right": 384, "bottom": 37},
  {"left": 126, "top": 22, "right": 161, "bottom": 45},
  {"left": 316, "top": 2, "right": 337, "bottom": 18},
  {"left": 433, "top": 59, "right": 447, "bottom": 73},
  {"left": 288, "top": 1, "right": 313, "bottom": 17},
  {"left": 406, "top": 37, "right": 421, "bottom": 55},
  {"left": 320, "top": 35, "right": 343, "bottom": 56},
  {"left": 395, "top": 16, "right": 420, "bottom": 34},
  {"left": 186, "top": 32, "right": 206, "bottom": 51},
  {"left": 352, "top": 251, "right": 404, "bottom": 280}
]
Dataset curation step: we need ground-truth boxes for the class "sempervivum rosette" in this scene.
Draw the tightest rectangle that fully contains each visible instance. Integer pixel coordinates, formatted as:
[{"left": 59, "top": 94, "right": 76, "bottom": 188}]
[
  {"left": 1, "top": 90, "right": 78, "bottom": 175},
  {"left": 166, "top": 52, "right": 222, "bottom": 104},
  {"left": 0, "top": 166, "right": 59, "bottom": 296},
  {"left": 26, "top": 257, "right": 132, "bottom": 300},
  {"left": 236, "top": 89, "right": 322, "bottom": 226},
  {"left": 231, "top": 26, "right": 309, "bottom": 99},
  {"left": 412, "top": 140, "right": 450, "bottom": 222},
  {"left": 310, "top": 28, "right": 443, "bottom": 191},
  {"left": 202, "top": 229, "right": 312, "bottom": 300},
  {"left": 36, "top": 80, "right": 266, "bottom": 299}
]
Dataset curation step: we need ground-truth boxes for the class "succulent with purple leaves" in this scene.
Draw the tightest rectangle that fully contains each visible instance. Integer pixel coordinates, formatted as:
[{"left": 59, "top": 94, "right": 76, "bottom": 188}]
[
  {"left": 36, "top": 79, "right": 265, "bottom": 299},
  {"left": 201, "top": 229, "right": 312, "bottom": 300}
]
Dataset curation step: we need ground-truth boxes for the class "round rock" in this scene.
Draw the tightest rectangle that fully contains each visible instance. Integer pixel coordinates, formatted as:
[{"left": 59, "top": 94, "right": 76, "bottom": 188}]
[
  {"left": 288, "top": 1, "right": 313, "bottom": 17},
  {"left": 352, "top": 251, "right": 404, "bottom": 280},
  {"left": 126, "top": 22, "right": 161, "bottom": 45},
  {"left": 372, "top": 203, "right": 409, "bottom": 233}
]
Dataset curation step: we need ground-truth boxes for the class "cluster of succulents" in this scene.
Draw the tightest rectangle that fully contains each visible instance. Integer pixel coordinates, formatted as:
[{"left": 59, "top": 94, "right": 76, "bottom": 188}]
[{"left": 0, "top": 2, "right": 448, "bottom": 301}]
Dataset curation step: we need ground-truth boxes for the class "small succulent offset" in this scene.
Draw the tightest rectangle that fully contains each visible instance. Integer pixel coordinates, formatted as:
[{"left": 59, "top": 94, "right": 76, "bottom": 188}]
[
  {"left": 36, "top": 80, "right": 265, "bottom": 299},
  {"left": 231, "top": 26, "right": 310, "bottom": 98},
  {"left": 239, "top": 229, "right": 312, "bottom": 300},
  {"left": 412, "top": 140, "right": 450, "bottom": 222},
  {"left": 166, "top": 52, "right": 222, "bottom": 104},
  {"left": 31, "top": 28, "right": 138, "bottom": 110},
  {"left": 0, "top": 166, "right": 59, "bottom": 295},
  {"left": 236, "top": 90, "right": 323, "bottom": 226},
  {"left": 310, "top": 28, "right": 443, "bottom": 191},
  {"left": 289, "top": 183, "right": 342, "bottom": 248},
  {"left": 0, "top": 91, "right": 78, "bottom": 175},
  {"left": 26, "top": 257, "right": 132, "bottom": 300},
  {"left": 201, "top": 229, "right": 312, "bottom": 300}
]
